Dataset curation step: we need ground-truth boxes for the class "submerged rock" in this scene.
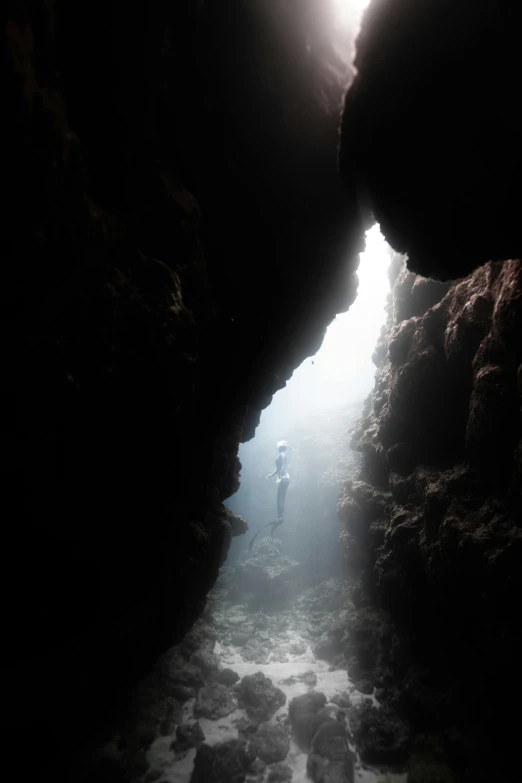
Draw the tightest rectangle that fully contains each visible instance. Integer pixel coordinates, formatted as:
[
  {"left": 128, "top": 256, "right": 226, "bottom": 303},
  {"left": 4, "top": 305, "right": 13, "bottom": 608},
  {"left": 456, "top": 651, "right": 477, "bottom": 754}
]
[
  {"left": 217, "top": 668, "right": 240, "bottom": 687},
  {"left": 191, "top": 739, "right": 256, "bottom": 783},
  {"left": 192, "top": 648, "right": 220, "bottom": 678},
  {"left": 194, "top": 683, "right": 238, "bottom": 719},
  {"left": 330, "top": 692, "right": 351, "bottom": 709},
  {"left": 248, "top": 756, "right": 267, "bottom": 778},
  {"left": 172, "top": 721, "right": 205, "bottom": 753},
  {"left": 307, "top": 720, "right": 354, "bottom": 783},
  {"left": 280, "top": 670, "right": 317, "bottom": 688},
  {"left": 288, "top": 691, "right": 328, "bottom": 749},
  {"left": 171, "top": 684, "right": 195, "bottom": 702},
  {"left": 353, "top": 679, "right": 373, "bottom": 695},
  {"left": 237, "top": 672, "right": 286, "bottom": 723},
  {"left": 241, "top": 638, "right": 271, "bottom": 665},
  {"left": 348, "top": 702, "right": 410, "bottom": 765},
  {"left": 268, "top": 762, "right": 293, "bottom": 782},
  {"left": 250, "top": 722, "right": 290, "bottom": 763}
]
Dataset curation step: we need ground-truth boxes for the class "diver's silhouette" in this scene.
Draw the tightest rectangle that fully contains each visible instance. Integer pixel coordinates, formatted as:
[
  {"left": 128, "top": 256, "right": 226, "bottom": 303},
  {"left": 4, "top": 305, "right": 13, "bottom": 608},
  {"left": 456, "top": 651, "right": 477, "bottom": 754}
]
[{"left": 249, "top": 440, "right": 294, "bottom": 558}]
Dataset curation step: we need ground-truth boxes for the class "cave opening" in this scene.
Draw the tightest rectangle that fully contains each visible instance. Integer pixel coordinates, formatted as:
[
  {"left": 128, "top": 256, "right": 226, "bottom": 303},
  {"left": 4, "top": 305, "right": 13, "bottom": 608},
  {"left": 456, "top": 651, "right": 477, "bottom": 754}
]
[
  {"left": 6, "top": 0, "right": 522, "bottom": 781},
  {"left": 226, "top": 224, "right": 391, "bottom": 566},
  {"left": 134, "top": 226, "right": 398, "bottom": 782}
]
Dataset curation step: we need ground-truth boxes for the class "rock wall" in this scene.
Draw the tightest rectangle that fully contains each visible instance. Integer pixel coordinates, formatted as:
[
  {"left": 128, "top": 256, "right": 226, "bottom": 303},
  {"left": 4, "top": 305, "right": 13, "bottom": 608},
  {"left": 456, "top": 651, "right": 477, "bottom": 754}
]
[
  {"left": 6, "top": 0, "right": 522, "bottom": 775},
  {"left": 3, "top": 0, "right": 363, "bottom": 765},
  {"left": 340, "top": 257, "right": 522, "bottom": 780},
  {"left": 340, "top": 0, "right": 522, "bottom": 278}
]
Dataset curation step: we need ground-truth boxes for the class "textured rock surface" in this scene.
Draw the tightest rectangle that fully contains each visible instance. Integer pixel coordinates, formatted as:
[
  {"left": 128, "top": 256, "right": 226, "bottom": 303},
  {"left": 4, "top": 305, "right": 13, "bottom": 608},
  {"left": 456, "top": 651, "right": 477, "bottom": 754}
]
[
  {"left": 288, "top": 692, "right": 328, "bottom": 750},
  {"left": 7, "top": 0, "right": 522, "bottom": 778},
  {"left": 194, "top": 683, "right": 238, "bottom": 720},
  {"left": 191, "top": 739, "right": 256, "bottom": 783},
  {"left": 267, "top": 763, "right": 293, "bottom": 782},
  {"left": 340, "top": 0, "right": 522, "bottom": 278},
  {"left": 341, "top": 258, "right": 522, "bottom": 778},
  {"left": 250, "top": 722, "right": 290, "bottom": 764},
  {"left": 3, "top": 0, "right": 363, "bottom": 765},
  {"left": 173, "top": 722, "right": 206, "bottom": 754},
  {"left": 237, "top": 673, "right": 287, "bottom": 724},
  {"left": 307, "top": 719, "right": 354, "bottom": 783},
  {"left": 216, "top": 668, "right": 241, "bottom": 687},
  {"left": 347, "top": 702, "right": 410, "bottom": 765}
]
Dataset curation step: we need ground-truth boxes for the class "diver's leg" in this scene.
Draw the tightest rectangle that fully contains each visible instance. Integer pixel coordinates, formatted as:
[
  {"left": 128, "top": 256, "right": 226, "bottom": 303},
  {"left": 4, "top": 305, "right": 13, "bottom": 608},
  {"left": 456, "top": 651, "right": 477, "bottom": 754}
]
[
  {"left": 280, "top": 479, "right": 289, "bottom": 517},
  {"left": 277, "top": 483, "right": 284, "bottom": 520}
]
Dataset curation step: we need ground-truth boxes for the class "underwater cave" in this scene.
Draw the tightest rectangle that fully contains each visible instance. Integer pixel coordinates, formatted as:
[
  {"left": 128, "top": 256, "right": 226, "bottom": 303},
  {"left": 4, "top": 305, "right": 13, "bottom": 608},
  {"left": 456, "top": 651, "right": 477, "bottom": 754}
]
[{"left": 3, "top": 1, "right": 522, "bottom": 782}]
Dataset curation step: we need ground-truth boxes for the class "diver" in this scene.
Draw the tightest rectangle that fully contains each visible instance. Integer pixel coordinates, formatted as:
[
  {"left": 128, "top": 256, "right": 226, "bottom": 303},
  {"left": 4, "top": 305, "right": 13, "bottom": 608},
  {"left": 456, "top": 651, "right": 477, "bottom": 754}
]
[
  {"left": 266, "top": 440, "right": 293, "bottom": 521},
  {"left": 248, "top": 440, "right": 294, "bottom": 556}
]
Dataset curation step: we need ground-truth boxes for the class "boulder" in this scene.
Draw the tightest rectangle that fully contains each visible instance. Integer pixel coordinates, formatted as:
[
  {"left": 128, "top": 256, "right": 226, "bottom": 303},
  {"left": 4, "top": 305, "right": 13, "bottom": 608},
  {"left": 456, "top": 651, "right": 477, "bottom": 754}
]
[
  {"left": 237, "top": 673, "right": 286, "bottom": 723},
  {"left": 241, "top": 638, "right": 271, "bottom": 665},
  {"left": 250, "top": 722, "right": 290, "bottom": 764},
  {"left": 354, "top": 680, "right": 373, "bottom": 695},
  {"left": 172, "top": 722, "right": 205, "bottom": 753},
  {"left": 192, "top": 648, "right": 220, "bottom": 678},
  {"left": 217, "top": 668, "right": 240, "bottom": 687},
  {"left": 307, "top": 720, "right": 354, "bottom": 783},
  {"left": 288, "top": 691, "right": 327, "bottom": 749},
  {"left": 191, "top": 739, "right": 256, "bottom": 783},
  {"left": 330, "top": 692, "right": 351, "bottom": 709},
  {"left": 348, "top": 702, "right": 410, "bottom": 765},
  {"left": 194, "top": 683, "right": 237, "bottom": 720},
  {"left": 268, "top": 763, "right": 293, "bottom": 782}
]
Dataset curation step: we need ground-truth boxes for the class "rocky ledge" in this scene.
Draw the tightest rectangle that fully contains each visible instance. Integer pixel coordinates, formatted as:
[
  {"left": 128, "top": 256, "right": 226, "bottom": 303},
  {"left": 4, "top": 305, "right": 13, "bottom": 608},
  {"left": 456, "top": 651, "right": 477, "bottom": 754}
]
[{"left": 340, "top": 257, "right": 522, "bottom": 780}]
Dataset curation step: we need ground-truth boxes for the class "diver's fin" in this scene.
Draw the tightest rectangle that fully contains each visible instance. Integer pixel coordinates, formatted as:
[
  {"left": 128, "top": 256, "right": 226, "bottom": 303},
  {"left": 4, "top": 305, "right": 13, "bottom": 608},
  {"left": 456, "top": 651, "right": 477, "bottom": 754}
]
[
  {"left": 271, "top": 538, "right": 284, "bottom": 561},
  {"left": 248, "top": 520, "right": 279, "bottom": 551},
  {"left": 270, "top": 518, "right": 284, "bottom": 538}
]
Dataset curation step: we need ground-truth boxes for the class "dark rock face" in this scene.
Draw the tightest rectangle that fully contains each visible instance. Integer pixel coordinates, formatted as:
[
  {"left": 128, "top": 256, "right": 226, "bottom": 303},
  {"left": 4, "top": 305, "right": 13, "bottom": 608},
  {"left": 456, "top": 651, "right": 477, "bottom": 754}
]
[
  {"left": 341, "top": 258, "right": 522, "bottom": 779},
  {"left": 348, "top": 702, "right": 410, "bottom": 766},
  {"left": 7, "top": 1, "right": 522, "bottom": 779},
  {"left": 4, "top": 0, "right": 363, "bottom": 764},
  {"left": 340, "top": 0, "right": 522, "bottom": 278},
  {"left": 237, "top": 673, "right": 287, "bottom": 724},
  {"left": 250, "top": 722, "right": 290, "bottom": 764}
]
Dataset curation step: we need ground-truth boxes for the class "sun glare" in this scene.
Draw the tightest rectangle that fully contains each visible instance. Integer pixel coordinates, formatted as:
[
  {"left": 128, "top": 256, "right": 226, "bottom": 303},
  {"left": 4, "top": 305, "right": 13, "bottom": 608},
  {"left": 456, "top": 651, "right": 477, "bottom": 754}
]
[{"left": 259, "top": 224, "right": 391, "bottom": 428}]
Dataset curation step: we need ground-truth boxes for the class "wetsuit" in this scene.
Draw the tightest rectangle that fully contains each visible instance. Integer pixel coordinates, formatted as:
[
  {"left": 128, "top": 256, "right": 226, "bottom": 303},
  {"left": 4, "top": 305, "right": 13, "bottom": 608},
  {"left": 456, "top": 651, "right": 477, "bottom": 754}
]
[
  {"left": 249, "top": 448, "right": 291, "bottom": 555},
  {"left": 271, "top": 450, "right": 290, "bottom": 520}
]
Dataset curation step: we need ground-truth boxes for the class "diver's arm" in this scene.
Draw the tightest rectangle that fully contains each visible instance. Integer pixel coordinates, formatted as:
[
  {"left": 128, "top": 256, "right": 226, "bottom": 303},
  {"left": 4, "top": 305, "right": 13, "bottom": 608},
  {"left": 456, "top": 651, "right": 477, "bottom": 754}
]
[{"left": 267, "top": 455, "right": 282, "bottom": 480}]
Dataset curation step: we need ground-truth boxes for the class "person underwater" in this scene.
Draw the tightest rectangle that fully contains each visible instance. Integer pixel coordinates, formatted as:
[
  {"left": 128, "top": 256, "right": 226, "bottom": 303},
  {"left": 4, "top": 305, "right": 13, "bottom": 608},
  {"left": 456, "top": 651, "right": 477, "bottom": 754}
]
[
  {"left": 266, "top": 440, "right": 293, "bottom": 520},
  {"left": 249, "top": 440, "right": 294, "bottom": 554}
]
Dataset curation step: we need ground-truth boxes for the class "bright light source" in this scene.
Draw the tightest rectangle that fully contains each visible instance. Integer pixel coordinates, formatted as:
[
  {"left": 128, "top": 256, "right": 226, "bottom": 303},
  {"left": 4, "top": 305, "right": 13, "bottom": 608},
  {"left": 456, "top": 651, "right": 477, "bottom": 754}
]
[
  {"left": 331, "top": 0, "right": 371, "bottom": 46},
  {"left": 334, "top": 0, "right": 371, "bottom": 13},
  {"left": 259, "top": 224, "right": 391, "bottom": 431}
]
